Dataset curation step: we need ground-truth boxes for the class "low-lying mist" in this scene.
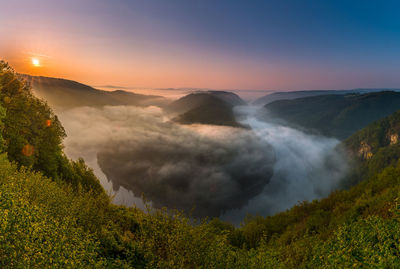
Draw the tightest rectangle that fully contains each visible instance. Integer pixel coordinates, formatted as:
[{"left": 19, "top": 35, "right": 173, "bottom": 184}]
[
  {"left": 59, "top": 106, "right": 276, "bottom": 217},
  {"left": 59, "top": 104, "right": 349, "bottom": 223},
  {"left": 221, "top": 106, "right": 349, "bottom": 222}
]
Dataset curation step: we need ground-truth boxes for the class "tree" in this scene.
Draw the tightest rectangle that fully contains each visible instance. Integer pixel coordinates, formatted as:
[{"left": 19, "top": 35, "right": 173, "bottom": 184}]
[
  {"left": 0, "top": 104, "right": 5, "bottom": 152},
  {"left": 0, "top": 60, "right": 102, "bottom": 193}
]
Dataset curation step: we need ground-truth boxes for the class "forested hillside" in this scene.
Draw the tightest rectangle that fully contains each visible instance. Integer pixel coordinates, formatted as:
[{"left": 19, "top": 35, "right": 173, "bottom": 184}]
[
  {"left": 165, "top": 92, "right": 245, "bottom": 127},
  {"left": 344, "top": 110, "right": 400, "bottom": 183},
  {"left": 264, "top": 92, "right": 400, "bottom": 139},
  {"left": 1, "top": 61, "right": 400, "bottom": 267},
  {"left": 20, "top": 74, "right": 168, "bottom": 111}
]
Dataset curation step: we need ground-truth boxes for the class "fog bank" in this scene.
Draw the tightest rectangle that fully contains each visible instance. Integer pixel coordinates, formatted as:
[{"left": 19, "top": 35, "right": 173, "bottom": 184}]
[
  {"left": 60, "top": 106, "right": 275, "bottom": 217},
  {"left": 59, "top": 105, "right": 349, "bottom": 223},
  {"left": 221, "top": 106, "right": 349, "bottom": 222}
]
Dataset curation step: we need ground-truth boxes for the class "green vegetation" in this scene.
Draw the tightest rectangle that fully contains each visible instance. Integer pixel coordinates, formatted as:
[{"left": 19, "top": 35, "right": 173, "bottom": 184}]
[
  {"left": 1, "top": 60, "right": 400, "bottom": 267},
  {"left": 344, "top": 110, "right": 400, "bottom": 183},
  {"left": 0, "top": 62, "right": 102, "bottom": 194},
  {"left": 265, "top": 92, "right": 400, "bottom": 139}
]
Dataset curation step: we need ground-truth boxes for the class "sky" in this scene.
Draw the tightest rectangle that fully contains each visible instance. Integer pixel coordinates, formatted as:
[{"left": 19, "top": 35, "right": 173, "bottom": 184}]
[{"left": 1, "top": 0, "right": 400, "bottom": 90}]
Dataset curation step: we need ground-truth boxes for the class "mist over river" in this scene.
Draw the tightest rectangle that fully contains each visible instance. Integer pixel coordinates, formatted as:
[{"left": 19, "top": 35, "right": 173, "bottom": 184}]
[
  {"left": 221, "top": 106, "right": 348, "bottom": 222},
  {"left": 59, "top": 105, "right": 348, "bottom": 224}
]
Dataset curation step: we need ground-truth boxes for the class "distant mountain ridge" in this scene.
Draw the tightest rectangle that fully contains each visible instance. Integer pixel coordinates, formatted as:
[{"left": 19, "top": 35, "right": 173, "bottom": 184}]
[
  {"left": 264, "top": 91, "right": 400, "bottom": 139},
  {"left": 21, "top": 74, "right": 247, "bottom": 128},
  {"left": 254, "top": 88, "right": 400, "bottom": 106},
  {"left": 20, "top": 74, "right": 168, "bottom": 111}
]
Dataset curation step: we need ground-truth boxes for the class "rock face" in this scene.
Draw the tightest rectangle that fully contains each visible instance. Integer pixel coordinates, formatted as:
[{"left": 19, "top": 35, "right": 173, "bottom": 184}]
[
  {"left": 358, "top": 141, "right": 373, "bottom": 159},
  {"left": 389, "top": 133, "right": 399, "bottom": 145}
]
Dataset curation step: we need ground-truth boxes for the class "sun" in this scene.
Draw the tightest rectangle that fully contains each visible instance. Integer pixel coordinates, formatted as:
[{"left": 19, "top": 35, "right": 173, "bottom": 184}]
[{"left": 31, "top": 58, "right": 40, "bottom": 67}]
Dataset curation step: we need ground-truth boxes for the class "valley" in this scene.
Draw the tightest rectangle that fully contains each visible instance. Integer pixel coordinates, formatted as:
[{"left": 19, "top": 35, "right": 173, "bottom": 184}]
[
  {"left": 3, "top": 1, "right": 400, "bottom": 267},
  {"left": 2, "top": 61, "right": 400, "bottom": 267}
]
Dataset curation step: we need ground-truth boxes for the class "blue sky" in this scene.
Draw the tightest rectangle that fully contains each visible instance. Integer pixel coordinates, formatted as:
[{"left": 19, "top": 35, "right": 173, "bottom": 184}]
[{"left": 1, "top": 0, "right": 400, "bottom": 90}]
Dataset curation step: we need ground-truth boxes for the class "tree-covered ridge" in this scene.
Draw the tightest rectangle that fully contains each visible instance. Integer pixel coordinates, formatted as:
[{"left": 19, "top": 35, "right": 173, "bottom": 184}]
[
  {"left": 1, "top": 60, "right": 400, "bottom": 267},
  {"left": 264, "top": 91, "right": 400, "bottom": 139},
  {"left": 173, "top": 96, "right": 242, "bottom": 127},
  {"left": 164, "top": 92, "right": 245, "bottom": 127},
  {"left": 253, "top": 88, "right": 400, "bottom": 106}
]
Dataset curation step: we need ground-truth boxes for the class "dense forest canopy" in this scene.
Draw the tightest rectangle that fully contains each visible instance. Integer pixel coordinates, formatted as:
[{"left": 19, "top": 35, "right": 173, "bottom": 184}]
[
  {"left": 264, "top": 92, "right": 400, "bottom": 139},
  {"left": 1, "top": 60, "right": 400, "bottom": 267}
]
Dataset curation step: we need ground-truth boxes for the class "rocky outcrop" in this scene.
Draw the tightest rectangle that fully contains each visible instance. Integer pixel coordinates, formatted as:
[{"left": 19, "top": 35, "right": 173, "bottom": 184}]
[
  {"left": 389, "top": 133, "right": 399, "bottom": 145},
  {"left": 358, "top": 141, "right": 373, "bottom": 159}
]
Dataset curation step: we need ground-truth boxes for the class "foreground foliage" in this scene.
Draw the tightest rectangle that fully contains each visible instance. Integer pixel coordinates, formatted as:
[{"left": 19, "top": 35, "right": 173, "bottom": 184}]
[{"left": 1, "top": 145, "right": 400, "bottom": 268}]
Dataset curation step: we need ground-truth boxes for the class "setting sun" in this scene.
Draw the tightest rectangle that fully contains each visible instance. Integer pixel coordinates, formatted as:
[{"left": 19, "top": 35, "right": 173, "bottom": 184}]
[{"left": 31, "top": 58, "right": 40, "bottom": 67}]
